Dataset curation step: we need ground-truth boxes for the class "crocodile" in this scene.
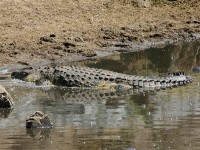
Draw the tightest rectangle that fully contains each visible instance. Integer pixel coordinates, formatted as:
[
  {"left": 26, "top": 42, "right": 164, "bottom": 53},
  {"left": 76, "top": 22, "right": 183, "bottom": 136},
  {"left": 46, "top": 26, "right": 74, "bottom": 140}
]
[{"left": 11, "top": 65, "right": 193, "bottom": 91}]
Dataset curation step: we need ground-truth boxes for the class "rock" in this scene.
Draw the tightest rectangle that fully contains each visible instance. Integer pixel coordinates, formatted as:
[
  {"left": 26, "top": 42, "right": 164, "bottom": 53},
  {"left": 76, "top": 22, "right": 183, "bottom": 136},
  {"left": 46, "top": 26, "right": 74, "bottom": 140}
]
[
  {"left": 17, "top": 61, "right": 30, "bottom": 66},
  {"left": 63, "top": 42, "right": 76, "bottom": 48},
  {"left": 40, "top": 34, "right": 56, "bottom": 42},
  {"left": 74, "top": 37, "right": 84, "bottom": 43},
  {"left": 40, "top": 36, "right": 54, "bottom": 43},
  {"left": 192, "top": 67, "right": 200, "bottom": 73},
  {"left": 49, "top": 33, "right": 56, "bottom": 37},
  {"left": 53, "top": 45, "right": 63, "bottom": 50},
  {"left": 133, "top": 0, "right": 151, "bottom": 7},
  {"left": 82, "top": 51, "right": 97, "bottom": 57},
  {"left": 26, "top": 111, "right": 53, "bottom": 128},
  {"left": 115, "top": 42, "right": 130, "bottom": 48},
  {"left": 0, "top": 85, "right": 14, "bottom": 108}
]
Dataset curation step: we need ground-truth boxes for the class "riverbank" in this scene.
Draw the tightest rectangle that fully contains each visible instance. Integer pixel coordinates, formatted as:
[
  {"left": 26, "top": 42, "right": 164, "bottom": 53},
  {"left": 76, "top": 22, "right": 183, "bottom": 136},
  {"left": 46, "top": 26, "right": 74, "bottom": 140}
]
[{"left": 0, "top": 0, "right": 200, "bottom": 67}]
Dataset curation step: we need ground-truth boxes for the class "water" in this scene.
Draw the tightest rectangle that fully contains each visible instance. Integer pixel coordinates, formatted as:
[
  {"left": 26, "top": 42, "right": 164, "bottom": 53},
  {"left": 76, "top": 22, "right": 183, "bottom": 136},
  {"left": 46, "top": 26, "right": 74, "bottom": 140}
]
[{"left": 0, "top": 41, "right": 200, "bottom": 150}]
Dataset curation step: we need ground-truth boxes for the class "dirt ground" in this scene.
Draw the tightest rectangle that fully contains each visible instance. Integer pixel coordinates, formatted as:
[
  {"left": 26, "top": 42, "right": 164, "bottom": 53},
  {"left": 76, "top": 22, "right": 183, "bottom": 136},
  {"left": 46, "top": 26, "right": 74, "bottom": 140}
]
[{"left": 0, "top": 0, "right": 200, "bottom": 66}]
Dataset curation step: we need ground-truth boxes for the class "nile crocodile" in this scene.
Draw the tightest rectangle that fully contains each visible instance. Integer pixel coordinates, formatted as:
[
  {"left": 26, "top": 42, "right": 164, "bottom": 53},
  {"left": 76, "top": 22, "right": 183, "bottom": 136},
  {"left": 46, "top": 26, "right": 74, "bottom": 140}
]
[{"left": 11, "top": 65, "right": 193, "bottom": 91}]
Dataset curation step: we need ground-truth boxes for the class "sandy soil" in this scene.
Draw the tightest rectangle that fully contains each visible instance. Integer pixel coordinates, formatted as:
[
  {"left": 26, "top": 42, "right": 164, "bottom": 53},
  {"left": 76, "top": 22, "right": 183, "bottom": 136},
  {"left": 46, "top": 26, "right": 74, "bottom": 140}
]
[{"left": 0, "top": 0, "right": 200, "bottom": 66}]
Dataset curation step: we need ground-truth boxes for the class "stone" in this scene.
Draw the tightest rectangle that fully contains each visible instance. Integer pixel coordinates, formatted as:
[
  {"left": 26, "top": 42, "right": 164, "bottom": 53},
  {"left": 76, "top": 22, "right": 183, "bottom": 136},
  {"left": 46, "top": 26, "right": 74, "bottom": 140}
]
[
  {"left": 82, "top": 51, "right": 97, "bottom": 57},
  {"left": 0, "top": 85, "right": 14, "bottom": 108},
  {"left": 192, "top": 67, "right": 200, "bottom": 73},
  {"left": 49, "top": 33, "right": 56, "bottom": 37},
  {"left": 40, "top": 36, "right": 54, "bottom": 43},
  {"left": 133, "top": 0, "right": 151, "bottom": 7},
  {"left": 63, "top": 42, "right": 76, "bottom": 48},
  {"left": 26, "top": 111, "right": 53, "bottom": 128}
]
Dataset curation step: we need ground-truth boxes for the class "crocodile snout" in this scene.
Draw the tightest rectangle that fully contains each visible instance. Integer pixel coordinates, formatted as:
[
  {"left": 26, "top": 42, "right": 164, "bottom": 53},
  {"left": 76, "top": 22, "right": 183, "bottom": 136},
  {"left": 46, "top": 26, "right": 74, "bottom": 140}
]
[{"left": 11, "top": 71, "right": 29, "bottom": 80}]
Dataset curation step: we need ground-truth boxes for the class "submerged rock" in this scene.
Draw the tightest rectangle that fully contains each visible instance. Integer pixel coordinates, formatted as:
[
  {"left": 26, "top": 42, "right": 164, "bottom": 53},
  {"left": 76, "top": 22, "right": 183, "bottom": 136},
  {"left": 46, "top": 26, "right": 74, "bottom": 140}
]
[
  {"left": 40, "top": 36, "right": 54, "bottom": 43},
  {"left": 192, "top": 67, "right": 200, "bottom": 73},
  {"left": 0, "top": 85, "right": 14, "bottom": 108},
  {"left": 26, "top": 111, "right": 53, "bottom": 128}
]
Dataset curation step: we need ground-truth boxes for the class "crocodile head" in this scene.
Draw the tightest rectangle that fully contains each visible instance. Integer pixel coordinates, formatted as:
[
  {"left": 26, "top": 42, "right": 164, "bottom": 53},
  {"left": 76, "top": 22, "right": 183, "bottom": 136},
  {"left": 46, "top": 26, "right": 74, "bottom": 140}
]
[
  {"left": 12, "top": 71, "right": 52, "bottom": 86},
  {"left": 11, "top": 67, "right": 50, "bottom": 85},
  {"left": 11, "top": 67, "right": 34, "bottom": 80},
  {"left": 26, "top": 111, "right": 53, "bottom": 128}
]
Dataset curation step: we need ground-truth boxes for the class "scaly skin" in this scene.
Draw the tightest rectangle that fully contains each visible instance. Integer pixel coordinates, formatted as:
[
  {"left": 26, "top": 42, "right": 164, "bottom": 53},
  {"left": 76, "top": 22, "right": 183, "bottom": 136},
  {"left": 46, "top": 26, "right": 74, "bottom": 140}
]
[{"left": 11, "top": 65, "right": 193, "bottom": 91}]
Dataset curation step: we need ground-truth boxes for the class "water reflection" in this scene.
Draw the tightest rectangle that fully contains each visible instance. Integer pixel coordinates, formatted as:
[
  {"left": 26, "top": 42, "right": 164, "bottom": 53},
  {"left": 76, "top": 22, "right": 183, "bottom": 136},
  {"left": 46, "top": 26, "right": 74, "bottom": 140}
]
[
  {"left": 0, "top": 40, "right": 200, "bottom": 149},
  {"left": 26, "top": 128, "right": 52, "bottom": 141},
  {"left": 80, "top": 40, "right": 200, "bottom": 76}
]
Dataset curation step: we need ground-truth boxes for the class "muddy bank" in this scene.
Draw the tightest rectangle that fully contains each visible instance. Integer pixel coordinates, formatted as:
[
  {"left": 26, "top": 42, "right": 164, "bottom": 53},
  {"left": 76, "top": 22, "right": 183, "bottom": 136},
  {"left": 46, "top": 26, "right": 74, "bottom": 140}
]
[{"left": 0, "top": 0, "right": 200, "bottom": 68}]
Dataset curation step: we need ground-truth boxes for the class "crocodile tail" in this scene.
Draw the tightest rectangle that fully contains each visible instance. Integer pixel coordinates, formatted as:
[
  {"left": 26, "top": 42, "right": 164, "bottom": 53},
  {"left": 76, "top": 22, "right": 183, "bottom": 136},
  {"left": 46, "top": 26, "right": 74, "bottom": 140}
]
[
  {"left": 168, "top": 71, "right": 185, "bottom": 76},
  {"left": 169, "top": 71, "right": 193, "bottom": 85}
]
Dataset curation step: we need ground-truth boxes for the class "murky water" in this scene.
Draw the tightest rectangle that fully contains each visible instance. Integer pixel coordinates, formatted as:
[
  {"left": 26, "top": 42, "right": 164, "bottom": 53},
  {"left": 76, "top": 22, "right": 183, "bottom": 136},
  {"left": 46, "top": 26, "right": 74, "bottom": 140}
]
[{"left": 0, "top": 41, "right": 200, "bottom": 150}]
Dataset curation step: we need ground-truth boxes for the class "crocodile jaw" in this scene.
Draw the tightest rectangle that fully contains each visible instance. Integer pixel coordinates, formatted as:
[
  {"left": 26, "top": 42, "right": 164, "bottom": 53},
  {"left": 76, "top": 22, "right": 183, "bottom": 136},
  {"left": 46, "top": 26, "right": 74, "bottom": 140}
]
[{"left": 24, "top": 73, "right": 41, "bottom": 82}]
